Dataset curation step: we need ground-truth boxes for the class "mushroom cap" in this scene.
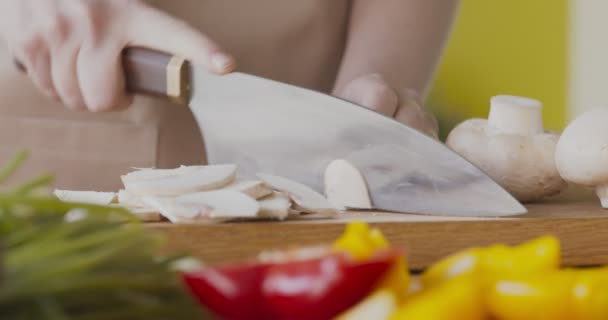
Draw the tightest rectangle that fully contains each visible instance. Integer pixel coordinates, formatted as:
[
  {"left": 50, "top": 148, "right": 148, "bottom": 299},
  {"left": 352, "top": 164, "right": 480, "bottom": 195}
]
[
  {"left": 555, "top": 107, "right": 608, "bottom": 186},
  {"left": 446, "top": 118, "right": 566, "bottom": 202}
]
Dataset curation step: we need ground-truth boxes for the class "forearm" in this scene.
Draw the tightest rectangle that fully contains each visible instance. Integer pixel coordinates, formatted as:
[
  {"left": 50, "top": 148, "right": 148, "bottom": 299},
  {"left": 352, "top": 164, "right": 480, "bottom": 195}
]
[{"left": 332, "top": 0, "right": 460, "bottom": 100}]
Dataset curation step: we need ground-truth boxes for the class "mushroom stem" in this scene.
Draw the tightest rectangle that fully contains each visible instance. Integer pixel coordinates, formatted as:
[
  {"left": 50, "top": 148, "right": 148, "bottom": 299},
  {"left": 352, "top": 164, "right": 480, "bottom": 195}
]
[
  {"left": 488, "top": 95, "right": 544, "bottom": 135},
  {"left": 596, "top": 184, "right": 608, "bottom": 208}
]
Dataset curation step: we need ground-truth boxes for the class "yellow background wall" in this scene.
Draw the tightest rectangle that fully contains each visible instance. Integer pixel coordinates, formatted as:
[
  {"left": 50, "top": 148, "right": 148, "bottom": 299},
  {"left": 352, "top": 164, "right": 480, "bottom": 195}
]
[{"left": 428, "top": 0, "right": 568, "bottom": 140}]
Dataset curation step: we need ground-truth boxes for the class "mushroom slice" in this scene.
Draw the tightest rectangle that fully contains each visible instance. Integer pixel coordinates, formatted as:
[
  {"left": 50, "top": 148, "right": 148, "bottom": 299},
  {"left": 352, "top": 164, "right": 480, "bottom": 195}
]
[
  {"left": 140, "top": 196, "right": 201, "bottom": 223},
  {"left": 141, "top": 190, "right": 260, "bottom": 223},
  {"left": 122, "top": 164, "right": 237, "bottom": 197},
  {"left": 258, "top": 192, "right": 291, "bottom": 220},
  {"left": 324, "top": 159, "right": 372, "bottom": 210},
  {"left": 127, "top": 207, "right": 163, "bottom": 222},
  {"left": 53, "top": 190, "right": 116, "bottom": 205},
  {"left": 175, "top": 190, "right": 260, "bottom": 219},
  {"left": 105, "top": 204, "right": 162, "bottom": 222},
  {"left": 117, "top": 189, "right": 146, "bottom": 208},
  {"left": 121, "top": 165, "right": 204, "bottom": 183},
  {"left": 256, "top": 173, "right": 338, "bottom": 217},
  {"left": 225, "top": 180, "right": 273, "bottom": 199}
]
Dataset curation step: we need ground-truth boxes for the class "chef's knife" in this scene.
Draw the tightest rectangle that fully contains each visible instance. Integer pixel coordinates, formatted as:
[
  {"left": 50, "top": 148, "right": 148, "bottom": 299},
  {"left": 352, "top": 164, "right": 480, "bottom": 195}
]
[{"left": 18, "top": 47, "right": 528, "bottom": 216}]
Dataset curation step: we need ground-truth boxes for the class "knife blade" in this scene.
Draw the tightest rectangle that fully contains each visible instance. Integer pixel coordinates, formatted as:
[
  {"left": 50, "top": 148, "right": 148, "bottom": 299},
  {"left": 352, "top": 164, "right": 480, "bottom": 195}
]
[{"left": 127, "top": 48, "right": 527, "bottom": 216}]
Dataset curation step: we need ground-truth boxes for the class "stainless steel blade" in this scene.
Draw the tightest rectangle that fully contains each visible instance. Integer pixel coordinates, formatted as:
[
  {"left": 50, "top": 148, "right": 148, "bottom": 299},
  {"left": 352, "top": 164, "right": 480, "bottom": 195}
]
[{"left": 187, "top": 69, "right": 527, "bottom": 216}]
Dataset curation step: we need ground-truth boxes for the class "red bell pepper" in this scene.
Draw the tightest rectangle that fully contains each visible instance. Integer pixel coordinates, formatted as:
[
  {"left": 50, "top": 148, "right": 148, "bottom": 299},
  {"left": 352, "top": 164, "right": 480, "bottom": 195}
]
[
  {"left": 182, "top": 248, "right": 401, "bottom": 320},
  {"left": 182, "top": 261, "right": 277, "bottom": 320}
]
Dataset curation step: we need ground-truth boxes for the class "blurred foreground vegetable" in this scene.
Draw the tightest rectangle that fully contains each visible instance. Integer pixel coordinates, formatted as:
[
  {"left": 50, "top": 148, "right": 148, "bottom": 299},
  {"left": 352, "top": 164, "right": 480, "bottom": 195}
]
[
  {"left": 421, "top": 235, "right": 560, "bottom": 289},
  {"left": 0, "top": 151, "right": 209, "bottom": 319},
  {"left": 488, "top": 268, "right": 608, "bottom": 320}
]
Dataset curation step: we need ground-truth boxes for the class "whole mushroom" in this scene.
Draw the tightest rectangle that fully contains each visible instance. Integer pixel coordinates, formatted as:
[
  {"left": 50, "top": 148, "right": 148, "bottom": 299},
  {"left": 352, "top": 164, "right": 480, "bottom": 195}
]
[
  {"left": 445, "top": 95, "right": 567, "bottom": 202},
  {"left": 555, "top": 107, "right": 608, "bottom": 208}
]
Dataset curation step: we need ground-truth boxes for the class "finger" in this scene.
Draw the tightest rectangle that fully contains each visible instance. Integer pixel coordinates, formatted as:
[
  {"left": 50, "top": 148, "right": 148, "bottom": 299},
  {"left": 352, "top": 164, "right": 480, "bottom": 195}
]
[
  {"left": 126, "top": 5, "right": 236, "bottom": 74},
  {"left": 77, "top": 44, "right": 133, "bottom": 112},
  {"left": 50, "top": 42, "right": 86, "bottom": 110},
  {"left": 394, "top": 89, "right": 439, "bottom": 138},
  {"left": 30, "top": 48, "right": 58, "bottom": 100},
  {"left": 13, "top": 38, "right": 58, "bottom": 99},
  {"left": 338, "top": 74, "right": 399, "bottom": 117}
]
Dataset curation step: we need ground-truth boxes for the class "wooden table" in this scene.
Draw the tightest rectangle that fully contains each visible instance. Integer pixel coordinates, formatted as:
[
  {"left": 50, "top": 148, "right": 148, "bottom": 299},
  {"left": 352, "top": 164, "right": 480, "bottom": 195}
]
[{"left": 147, "top": 200, "right": 608, "bottom": 271}]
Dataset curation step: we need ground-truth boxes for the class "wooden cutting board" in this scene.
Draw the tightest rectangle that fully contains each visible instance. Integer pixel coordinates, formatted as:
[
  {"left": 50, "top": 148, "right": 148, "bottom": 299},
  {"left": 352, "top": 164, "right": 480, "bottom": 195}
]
[{"left": 146, "top": 199, "right": 608, "bottom": 271}]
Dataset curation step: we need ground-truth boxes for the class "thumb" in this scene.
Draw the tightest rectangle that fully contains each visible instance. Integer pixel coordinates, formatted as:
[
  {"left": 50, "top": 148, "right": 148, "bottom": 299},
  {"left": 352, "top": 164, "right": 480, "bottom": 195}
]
[
  {"left": 337, "top": 74, "right": 399, "bottom": 117},
  {"left": 126, "top": 5, "right": 236, "bottom": 74}
]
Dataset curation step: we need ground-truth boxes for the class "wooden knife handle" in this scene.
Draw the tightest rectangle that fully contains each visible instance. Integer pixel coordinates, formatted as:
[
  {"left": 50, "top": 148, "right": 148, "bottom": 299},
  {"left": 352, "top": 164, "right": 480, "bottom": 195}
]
[
  {"left": 14, "top": 47, "right": 191, "bottom": 105},
  {"left": 122, "top": 47, "right": 190, "bottom": 105}
]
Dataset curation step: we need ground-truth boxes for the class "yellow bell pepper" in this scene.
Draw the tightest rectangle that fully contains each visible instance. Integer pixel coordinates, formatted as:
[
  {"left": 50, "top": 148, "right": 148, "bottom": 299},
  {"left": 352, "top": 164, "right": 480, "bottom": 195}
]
[
  {"left": 480, "top": 235, "right": 560, "bottom": 277},
  {"left": 421, "top": 235, "right": 560, "bottom": 288},
  {"left": 487, "top": 268, "right": 608, "bottom": 320},
  {"left": 375, "top": 255, "right": 410, "bottom": 302},
  {"left": 333, "top": 289, "right": 398, "bottom": 320},
  {"left": 333, "top": 221, "right": 410, "bottom": 302},
  {"left": 388, "top": 276, "right": 486, "bottom": 320},
  {"left": 421, "top": 248, "right": 482, "bottom": 288},
  {"left": 333, "top": 221, "right": 389, "bottom": 261}
]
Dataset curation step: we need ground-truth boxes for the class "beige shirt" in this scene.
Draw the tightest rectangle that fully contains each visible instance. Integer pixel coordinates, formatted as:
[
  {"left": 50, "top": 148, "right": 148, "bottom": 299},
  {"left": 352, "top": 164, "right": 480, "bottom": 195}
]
[{"left": 0, "top": 0, "right": 350, "bottom": 191}]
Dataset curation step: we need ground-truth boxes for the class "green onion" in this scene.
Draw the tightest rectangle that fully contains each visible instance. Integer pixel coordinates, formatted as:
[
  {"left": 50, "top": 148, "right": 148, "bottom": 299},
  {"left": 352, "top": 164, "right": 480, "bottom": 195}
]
[{"left": 0, "top": 151, "right": 211, "bottom": 319}]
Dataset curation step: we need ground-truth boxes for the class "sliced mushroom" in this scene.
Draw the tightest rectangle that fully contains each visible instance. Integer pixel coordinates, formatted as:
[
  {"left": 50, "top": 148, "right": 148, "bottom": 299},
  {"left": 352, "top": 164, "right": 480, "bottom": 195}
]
[
  {"left": 105, "top": 203, "right": 163, "bottom": 222},
  {"left": 256, "top": 173, "right": 338, "bottom": 217},
  {"left": 140, "top": 196, "right": 201, "bottom": 223},
  {"left": 258, "top": 192, "right": 291, "bottom": 220},
  {"left": 117, "top": 189, "right": 146, "bottom": 208},
  {"left": 53, "top": 190, "right": 116, "bottom": 205},
  {"left": 176, "top": 190, "right": 260, "bottom": 219},
  {"left": 122, "top": 164, "right": 237, "bottom": 197},
  {"left": 225, "top": 179, "right": 273, "bottom": 199},
  {"left": 127, "top": 207, "right": 163, "bottom": 222},
  {"left": 121, "top": 165, "right": 204, "bottom": 183},
  {"left": 324, "top": 159, "right": 372, "bottom": 210}
]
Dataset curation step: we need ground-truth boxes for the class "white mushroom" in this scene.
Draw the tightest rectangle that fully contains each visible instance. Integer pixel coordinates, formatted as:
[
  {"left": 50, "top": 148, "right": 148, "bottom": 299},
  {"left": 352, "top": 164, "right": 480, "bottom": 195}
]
[
  {"left": 256, "top": 173, "right": 338, "bottom": 217},
  {"left": 140, "top": 196, "right": 200, "bottom": 223},
  {"left": 125, "top": 207, "right": 163, "bottom": 222},
  {"left": 142, "top": 190, "right": 260, "bottom": 223},
  {"left": 446, "top": 95, "right": 567, "bottom": 202},
  {"left": 176, "top": 190, "right": 259, "bottom": 218},
  {"left": 258, "top": 192, "right": 291, "bottom": 220},
  {"left": 555, "top": 107, "right": 608, "bottom": 207},
  {"left": 117, "top": 189, "right": 146, "bottom": 208},
  {"left": 53, "top": 190, "right": 116, "bottom": 205},
  {"left": 121, "top": 164, "right": 237, "bottom": 197},
  {"left": 225, "top": 179, "right": 273, "bottom": 199},
  {"left": 121, "top": 165, "right": 204, "bottom": 182},
  {"left": 324, "top": 159, "right": 372, "bottom": 210}
]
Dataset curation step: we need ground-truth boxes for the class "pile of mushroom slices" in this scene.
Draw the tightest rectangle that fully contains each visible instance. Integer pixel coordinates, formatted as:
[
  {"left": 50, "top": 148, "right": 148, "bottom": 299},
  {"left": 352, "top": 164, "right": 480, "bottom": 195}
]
[
  {"left": 446, "top": 94, "right": 608, "bottom": 208},
  {"left": 53, "top": 159, "right": 374, "bottom": 223}
]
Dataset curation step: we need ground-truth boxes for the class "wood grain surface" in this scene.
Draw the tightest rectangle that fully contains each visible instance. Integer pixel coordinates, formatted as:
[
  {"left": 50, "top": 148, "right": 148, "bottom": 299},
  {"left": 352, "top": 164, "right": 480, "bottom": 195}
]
[{"left": 146, "top": 200, "right": 608, "bottom": 271}]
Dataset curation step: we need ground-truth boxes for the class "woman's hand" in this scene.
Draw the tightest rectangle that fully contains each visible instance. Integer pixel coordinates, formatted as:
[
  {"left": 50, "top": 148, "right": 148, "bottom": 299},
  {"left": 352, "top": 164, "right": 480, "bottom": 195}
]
[
  {"left": 337, "top": 74, "right": 439, "bottom": 139},
  {"left": 0, "top": 0, "right": 235, "bottom": 112}
]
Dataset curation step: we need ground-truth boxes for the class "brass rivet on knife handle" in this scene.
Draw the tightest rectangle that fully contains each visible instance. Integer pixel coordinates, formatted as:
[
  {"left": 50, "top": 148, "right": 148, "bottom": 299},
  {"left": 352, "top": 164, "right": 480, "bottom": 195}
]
[{"left": 166, "top": 55, "right": 190, "bottom": 106}]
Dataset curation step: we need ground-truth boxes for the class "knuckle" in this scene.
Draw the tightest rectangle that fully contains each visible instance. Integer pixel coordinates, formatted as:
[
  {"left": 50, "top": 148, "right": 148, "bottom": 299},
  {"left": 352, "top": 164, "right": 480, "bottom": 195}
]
[
  {"left": 19, "top": 34, "right": 44, "bottom": 60},
  {"left": 72, "top": 1, "right": 105, "bottom": 43},
  {"left": 43, "top": 15, "right": 70, "bottom": 44}
]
